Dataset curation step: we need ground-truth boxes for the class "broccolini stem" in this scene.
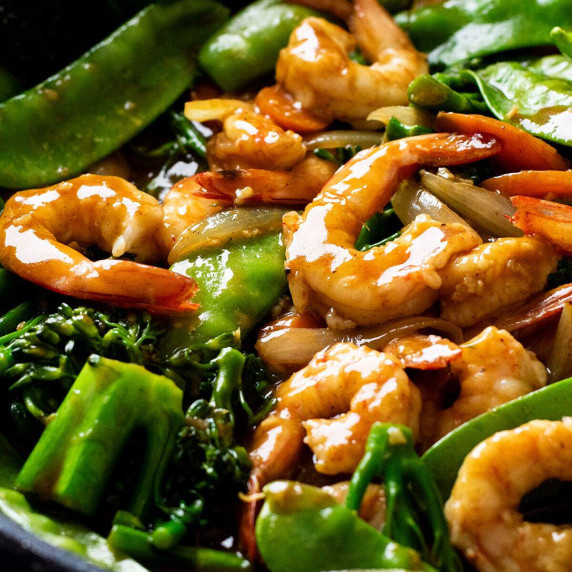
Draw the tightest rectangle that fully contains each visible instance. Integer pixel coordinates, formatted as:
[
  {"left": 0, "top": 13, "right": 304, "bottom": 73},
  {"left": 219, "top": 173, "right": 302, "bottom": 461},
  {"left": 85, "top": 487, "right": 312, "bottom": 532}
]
[
  {"left": 345, "top": 423, "right": 462, "bottom": 572},
  {"left": 109, "top": 524, "right": 251, "bottom": 569}
]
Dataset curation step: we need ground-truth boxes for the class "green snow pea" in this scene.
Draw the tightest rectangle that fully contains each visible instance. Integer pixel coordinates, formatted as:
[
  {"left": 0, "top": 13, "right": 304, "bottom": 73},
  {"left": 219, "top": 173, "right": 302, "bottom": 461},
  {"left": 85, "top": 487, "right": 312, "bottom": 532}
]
[
  {"left": 0, "top": 0, "right": 229, "bottom": 190},
  {"left": 16, "top": 356, "right": 184, "bottom": 520},
  {"left": 163, "top": 221, "right": 287, "bottom": 350},
  {"left": 255, "top": 481, "right": 433, "bottom": 572},
  {"left": 552, "top": 27, "right": 572, "bottom": 58},
  {"left": 0, "top": 66, "right": 21, "bottom": 103},
  {"left": 0, "top": 489, "right": 147, "bottom": 571},
  {"left": 422, "top": 376, "right": 572, "bottom": 500},
  {"left": 346, "top": 423, "right": 461, "bottom": 572},
  {"left": 407, "top": 74, "right": 489, "bottom": 114},
  {"left": 198, "top": 0, "right": 319, "bottom": 93},
  {"left": 395, "top": 0, "right": 572, "bottom": 68},
  {"left": 465, "top": 59, "right": 572, "bottom": 146}
]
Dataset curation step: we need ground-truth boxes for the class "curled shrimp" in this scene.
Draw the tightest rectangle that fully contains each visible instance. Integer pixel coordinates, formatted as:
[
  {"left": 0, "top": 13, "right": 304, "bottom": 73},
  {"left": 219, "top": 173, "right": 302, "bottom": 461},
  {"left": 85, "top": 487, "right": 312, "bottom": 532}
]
[
  {"left": 184, "top": 98, "right": 307, "bottom": 171},
  {"left": 240, "top": 342, "right": 420, "bottom": 558},
  {"left": 275, "top": 0, "right": 428, "bottom": 123},
  {"left": 423, "top": 326, "right": 547, "bottom": 445},
  {"left": 0, "top": 174, "right": 198, "bottom": 313},
  {"left": 162, "top": 155, "right": 338, "bottom": 242},
  {"left": 249, "top": 341, "right": 421, "bottom": 480},
  {"left": 284, "top": 131, "right": 501, "bottom": 328},
  {"left": 445, "top": 418, "right": 572, "bottom": 572}
]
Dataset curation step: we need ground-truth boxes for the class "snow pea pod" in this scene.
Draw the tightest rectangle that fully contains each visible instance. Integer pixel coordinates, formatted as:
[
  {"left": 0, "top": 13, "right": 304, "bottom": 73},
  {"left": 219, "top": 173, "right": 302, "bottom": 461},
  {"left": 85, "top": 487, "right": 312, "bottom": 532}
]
[
  {"left": 163, "top": 230, "right": 287, "bottom": 350},
  {"left": 395, "top": 0, "right": 572, "bottom": 68},
  {"left": 552, "top": 27, "right": 572, "bottom": 59},
  {"left": 198, "top": 0, "right": 319, "bottom": 93},
  {"left": 0, "top": 0, "right": 229, "bottom": 190},
  {"left": 465, "top": 60, "right": 572, "bottom": 147},
  {"left": 422, "top": 376, "right": 572, "bottom": 500},
  {"left": 256, "top": 481, "right": 433, "bottom": 572}
]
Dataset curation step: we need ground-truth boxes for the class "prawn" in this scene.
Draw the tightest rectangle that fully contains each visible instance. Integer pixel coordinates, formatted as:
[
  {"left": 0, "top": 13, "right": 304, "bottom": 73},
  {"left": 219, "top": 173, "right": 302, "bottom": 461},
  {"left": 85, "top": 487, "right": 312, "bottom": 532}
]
[
  {"left": 445, "top": 418, "right": 572, "bottom": 572},
  {"left": 184, "top": 98, "right": 307, "bottom": 171},
  {"left": 511, "top": 196, "right": 572, "bottom": 256},
  {"left": 439, "top": 236, "right": 559, "bottom": 328},
  {"left": 248, "top": 341, "right": 421, "bottom": 480},
  {"left": 284, "top": 131, "right": 501, "bottom": 328},
  {"left": 275, "top": 0, "right": 428, "bottom": 123},
  {"left": 425, "top": 326, "right": 547, "bottom": 445},
  {"left": 240, "top": 342, "right": 420, "bottom": 557},
  {"left": 162, "top": 155, "right": 338, "bottom": 242},
  {"left": 0, "top": 174, "right": 198, "bottom": 313}
]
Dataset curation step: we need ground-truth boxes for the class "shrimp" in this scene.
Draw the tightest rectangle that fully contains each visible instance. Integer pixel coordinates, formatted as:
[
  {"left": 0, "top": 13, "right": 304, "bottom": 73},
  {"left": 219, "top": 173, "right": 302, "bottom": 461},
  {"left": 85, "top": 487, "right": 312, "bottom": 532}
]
[
  {"left": 284, "top": 132, "right": 501, "bottom": 328},
  {"left": 275, "top": 0, "right": 428, "bottom": 123},
  {"left": 207, "top": 106, "right": 307, "bottom": 171},
  {"left": 511, "top": 196, "right": 572, "bottom": 256},
  {"left": 445, "top": 418, "right": 572, "bottom": 572},
  {"left": 162, "top": 155, "right": 338, "bottom": 241},
  {"left": 424, "top": 327, "right": 547, "bottom": 445},
  {"left": 439, "top": 236, "right": 559, "bottom": 328},
  {"left": 0, "top": 174, "right": 198, "bottom": 313},
  {"left": 184, "top": 98, "right": 307, "bottom": 171},
  {"left": 249, "top": 342, "right": 421, "bottom": 479}
]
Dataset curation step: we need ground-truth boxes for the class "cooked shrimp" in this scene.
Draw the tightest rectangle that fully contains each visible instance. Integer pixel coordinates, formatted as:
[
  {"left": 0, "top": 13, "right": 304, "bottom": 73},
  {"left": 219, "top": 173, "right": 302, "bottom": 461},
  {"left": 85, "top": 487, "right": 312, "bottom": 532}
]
[
  {"left": 284, "top": 132, "right": 501, "bottom": 328},
  {"left": 162, "top": 177, "right": 226, "bottom": 241},
  {"left": 445, "top": 418, "right": 572, "bottom": 572},
  {"left": 162, "top": 155, "right": 338, "bottom": 241},
  {"left": 184, "top": 99, "right": 307, "bottom": 171},
  {"left": 511, "top": 196, "right": 572, "bottom": 256},
  {"left": 275, "top": 0, "right": 428, "bottom": 123},
  {"left": 249, "top": 342, "right": 421, "bottom": 479},
  {"left": 427, "top": 327, "right": 547, "bottom": 444},
  {"left": 0, "top": 174, "right": 198, "bottom": 313},
  {"left": 439, "top": 236, "right": 559, "bottom": 328}
]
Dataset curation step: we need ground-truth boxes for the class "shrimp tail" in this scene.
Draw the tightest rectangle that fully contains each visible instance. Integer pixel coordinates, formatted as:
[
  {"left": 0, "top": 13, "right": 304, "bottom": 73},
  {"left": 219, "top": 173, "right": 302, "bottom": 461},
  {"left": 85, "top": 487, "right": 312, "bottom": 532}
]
[
  {"left": 193, "top": 169, "right": 322, "bottom": 205},
  {"left": 511, "top": 195, "right": 572, "bottom": 255},
  {"left": 50, "top": 259, "right": 199, "bottom": 314}
]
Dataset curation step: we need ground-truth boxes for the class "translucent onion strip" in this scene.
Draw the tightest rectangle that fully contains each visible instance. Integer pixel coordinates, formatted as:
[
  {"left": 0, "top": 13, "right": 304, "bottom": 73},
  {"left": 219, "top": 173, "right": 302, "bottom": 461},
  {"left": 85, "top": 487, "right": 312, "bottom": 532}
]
[
  {"left": 547, "top": 302, "right": 572, "bottom": 383},
  {"left": 303, "top": 130, "right": 384, "bottom": 150},
  {"left": 367, "top": 105, "right": 435, "bottom": 127},
  {"left": 168, "top": 206, "right": 287, "bottom": 264},
  {"left": 184, "top": 98, "right": 245, "bottom": 122},
  {"left": 392, "top": 180, "right": 471, "bottom": 227},
  {"left": 420, "top": 169, "right": 522, "bottom": 238},
  {"left": 255, "top": 316, "right": 463, "bottom": 374}
]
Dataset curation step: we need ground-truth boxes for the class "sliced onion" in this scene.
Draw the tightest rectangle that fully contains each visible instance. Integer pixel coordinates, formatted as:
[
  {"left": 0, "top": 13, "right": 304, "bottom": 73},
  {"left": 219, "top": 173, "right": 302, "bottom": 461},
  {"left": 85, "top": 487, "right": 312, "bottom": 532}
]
[
  {"left": 303, "top": 130, "right": 384, "bottom": 150},
  {"left": 168, "top": 206, "right": 287, "bottom": 264},
  {"left": 367, "top": 105, "right": 435, "bottom": 127},
  {"left": 392, "top": 180, "right": 472, "bottom": 227},
  {"left": 256, "top": 316, "right": 463, "bottom": 374},
  {"left": 420, "top": 169, "right": 523, "bottom": 238},
  {"left": 546, "top": 302, "right": 572, "bottom": 383},
  {"left": 184, "top": 98, "right": 246, "bottom": 122}
]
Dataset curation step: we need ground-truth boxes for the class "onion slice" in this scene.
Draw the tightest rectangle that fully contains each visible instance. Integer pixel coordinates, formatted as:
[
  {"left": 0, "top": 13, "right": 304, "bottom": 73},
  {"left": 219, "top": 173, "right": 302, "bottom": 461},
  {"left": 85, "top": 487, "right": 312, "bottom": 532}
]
[
  {"left": 256, "top": 316, "right": 463, "bottom": 374},
  {"left": 168, "top": 206, "right": 287, "bottom": 264},
  {"left": 367, "top": 105, "right": 435, "bottom": 127},
  {"left": 303, "top": 130, "right": 384, "bottom": 150},
  {"left": 392, "top": 180, "right": 471, "bottom": 227},
  {"left": 547, "top": 302, "right": 572, "bottom": 383},
  {"left": 420, "top": 169, "right": 522, "bottom": 238}
]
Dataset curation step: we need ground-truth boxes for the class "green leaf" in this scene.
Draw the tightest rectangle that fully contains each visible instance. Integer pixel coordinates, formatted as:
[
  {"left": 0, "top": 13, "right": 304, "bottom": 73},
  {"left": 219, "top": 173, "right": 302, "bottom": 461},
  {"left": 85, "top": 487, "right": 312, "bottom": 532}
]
[
  {"left": 396, "top": 0, "right": 572, "bottom": 68},
  {"left": 466, "top": 61, "right": 572, "bottom": 146}
]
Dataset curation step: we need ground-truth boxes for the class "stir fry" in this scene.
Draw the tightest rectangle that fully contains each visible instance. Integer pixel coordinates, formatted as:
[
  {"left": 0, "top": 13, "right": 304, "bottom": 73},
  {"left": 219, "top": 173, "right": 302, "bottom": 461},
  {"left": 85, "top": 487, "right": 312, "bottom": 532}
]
[{"left": 0, "top": 0, "right": 571, "bottom": 571}]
